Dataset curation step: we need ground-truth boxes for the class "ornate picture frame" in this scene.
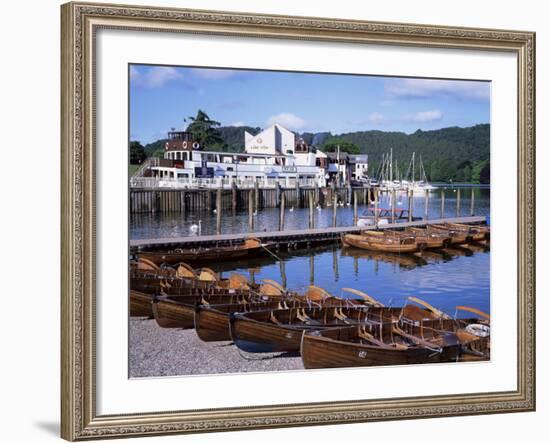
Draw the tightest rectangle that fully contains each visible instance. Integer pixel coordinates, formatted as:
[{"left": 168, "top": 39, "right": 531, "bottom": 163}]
[{"left": 61, "top": 1, "right": 535, "bottom": 440}]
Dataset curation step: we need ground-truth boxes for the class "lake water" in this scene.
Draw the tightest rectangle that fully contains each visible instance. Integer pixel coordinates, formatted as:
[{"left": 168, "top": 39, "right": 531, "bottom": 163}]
[
  {"left": 130, "top": 186, "right": 490, "bottom": 318},
  {"left": 205, "top": 242, "right": 490, "bottom": 318},
  {"left": 130, "top": 186, "right": 490, "bottom": 239}
]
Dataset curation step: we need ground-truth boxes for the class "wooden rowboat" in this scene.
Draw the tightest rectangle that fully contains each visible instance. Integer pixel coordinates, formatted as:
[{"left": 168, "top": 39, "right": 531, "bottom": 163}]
[
  {"left": 426, "top": 225, "right": 471, "bottom": 245},
  {"left": 301, "top": 304, "right": 490, "bottom": 369},
  {"left": 152, "top": 291, "right": 261, "bottom": 329},
  {"left": 301, "top": 320, "right": 463, "bottom": 369},
  {"left": 432, "top": 223, "right": 489, "bottom": 242},
  {"left": 229, "top": 303, "right": 440, "bottom": 354},
  {"left": 195, "top": 300, "right": 306, "bottom": 342},
  {"left": 196, "top": 288, "right": 383, "bottom": 343},
  {"left": 129, "top": 290, "right": 154, "bottom": 317},
  {"left": 404, "top": 227, "right": 451, "bottom": 249},
  {"left": 136, "top": 237, "right": 266, "bottom": 265},
  {"left": 342, "top": 233, "right": 420, "bottom": 253},
  {"left": 151, "top": 277, "right": 297, "bottom": 329}
]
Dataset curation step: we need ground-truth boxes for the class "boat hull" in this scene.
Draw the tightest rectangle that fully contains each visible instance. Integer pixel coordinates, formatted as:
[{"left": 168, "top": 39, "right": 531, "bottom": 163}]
[
  {"left": 301, "top": 332, "right": 460, "bottom": 369},
  {"left": 152, "top": 298, "right": 196, "bottom": 329},
  {"left": 230, "top": 315, "right": 305, "bottom": 353},
  {"left": 129, "top": 290, "right": 153, "bottom": 317},
  {"left": 342, "top": 234, "right": 420, "bottom": 253}
]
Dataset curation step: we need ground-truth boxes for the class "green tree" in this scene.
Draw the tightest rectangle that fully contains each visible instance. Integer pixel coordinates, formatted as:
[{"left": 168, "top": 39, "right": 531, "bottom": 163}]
[
  {"left": 322, "top": 140, "right": 360, "bottom": 154},
  {"left": 130, "top": 141, "right": 146, "bottom": 164},
  {"left": 186, "top": 110, "right": 224, "bottom": 148}
]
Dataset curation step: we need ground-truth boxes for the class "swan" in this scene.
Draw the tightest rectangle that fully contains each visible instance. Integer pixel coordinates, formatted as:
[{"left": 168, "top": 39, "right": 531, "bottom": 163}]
[
  {"left": 213, "top": 208, "right": 217, "bottom": 213},
  {"left": 289, "top": 207, "right": 294, "bottom": 212},
  {"left": 316, "top": 205, "right": 322, "bottom": 211},
  {"left": 189, "top": 220, "right": 202, "bottom": 236}
]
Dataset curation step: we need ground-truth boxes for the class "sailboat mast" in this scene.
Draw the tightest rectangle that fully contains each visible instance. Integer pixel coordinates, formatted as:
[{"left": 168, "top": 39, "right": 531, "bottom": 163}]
[
  {"left": 412, "top": 152, "right": 415, "bottom": 184},
  {"left": 390, "top": 148, "right": 393, "bottom": 182}
]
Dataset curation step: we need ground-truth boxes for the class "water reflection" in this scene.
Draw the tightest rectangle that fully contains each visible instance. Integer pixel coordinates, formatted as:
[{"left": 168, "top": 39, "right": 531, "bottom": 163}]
[
  {"left": 130, "top": 187, "right": 490, "bottom": 240},
  {"left": 206, "top": 241, "right": 490, "bottom": 317}
]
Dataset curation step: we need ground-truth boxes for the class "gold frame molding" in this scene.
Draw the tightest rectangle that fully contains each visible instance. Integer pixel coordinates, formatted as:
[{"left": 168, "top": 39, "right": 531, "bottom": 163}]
[{"left": 61, "top": 1, "right": 536, "bottom": 440}]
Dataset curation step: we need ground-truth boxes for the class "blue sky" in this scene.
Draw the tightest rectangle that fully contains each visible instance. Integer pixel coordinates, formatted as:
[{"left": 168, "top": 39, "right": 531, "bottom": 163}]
[{"left": 130, "top": 64, "right": 490, "bottom": 144}]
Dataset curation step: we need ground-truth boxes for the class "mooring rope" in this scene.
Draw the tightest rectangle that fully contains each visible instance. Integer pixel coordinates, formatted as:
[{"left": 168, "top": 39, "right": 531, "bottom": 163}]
[{"left": 260, "top": 243, "right": 283, "bottom": 262}]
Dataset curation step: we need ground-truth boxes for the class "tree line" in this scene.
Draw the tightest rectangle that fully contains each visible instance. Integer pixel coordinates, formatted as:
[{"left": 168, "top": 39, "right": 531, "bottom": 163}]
[{"left": 130, "top": 110, "right": 490, "bottom": 183}]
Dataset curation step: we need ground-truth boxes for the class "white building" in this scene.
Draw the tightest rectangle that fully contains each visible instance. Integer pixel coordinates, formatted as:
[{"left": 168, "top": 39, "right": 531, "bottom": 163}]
[
  {"left": 244, "top": 124, "right": 296, "bottom": 156},
  {"left": 140, "top": 125, "right": 327, "bottom": 188}
]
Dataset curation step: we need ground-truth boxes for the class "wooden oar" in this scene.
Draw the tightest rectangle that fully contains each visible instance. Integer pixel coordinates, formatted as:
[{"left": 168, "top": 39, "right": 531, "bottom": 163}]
[
  {"left": 456, "top": 305, "right": 490, "bottom": 320},
  {"left": 342, "top": 288, "right": 384, "bottom": 307},
  {"left": 407, "top": 296, "right": 450, "bottom": 319},
  {"left": 359, "top": 326, "right": 405, "bottom": 349},
  {"left": 392, "top": 326, "right": 443, "bottom": 352}
]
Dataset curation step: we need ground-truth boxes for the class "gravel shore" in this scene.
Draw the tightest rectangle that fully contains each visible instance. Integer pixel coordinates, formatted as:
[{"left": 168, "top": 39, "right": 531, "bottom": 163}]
[{"left": 129, "top": 317, "right": 304, "bottom": 377}]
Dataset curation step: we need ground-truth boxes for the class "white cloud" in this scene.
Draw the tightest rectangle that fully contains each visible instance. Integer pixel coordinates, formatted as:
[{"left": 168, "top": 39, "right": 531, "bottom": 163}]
[
  {"left": 191, "top": 68, "right": 241, "bottom": 80},
  {"left": 403, "top": 109, "right": 443, "bottom": 123},
  {"left": 265, "top": 113, "right": 306, "bottom": 130},
  {"left": 386, "top": 78, "right": 490, "bottom": 101},
  {"left": 366, "top": 112, "right": 385, "bottom": 124},
  {"left": 131, "top": 66, "right": 184, "bottom": 88}
]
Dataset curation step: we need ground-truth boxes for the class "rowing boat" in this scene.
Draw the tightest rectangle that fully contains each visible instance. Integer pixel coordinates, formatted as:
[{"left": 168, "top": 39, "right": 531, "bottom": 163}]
[
  {"left": 342, "top": 233, "right": 420, "bottom": 253},
  {"left": 432, "top": 223, "right": 489, "bottom": 242},
  {"left": 404, "top": 227, "right": 451, "bottom": 249},
  {"left": 152, "top": 290, "right": 260, "bottom": 329},
  {"left": 229, "top": 303, "right": 439, "bottom": 354},
  {"left": 301, "top": 321, "right": 463, "bottom": 368},
  {"left": 301, "top": 305, "right": 490, "bottom": 369},
  {"left": 196, "top": 287, "right": 383, "bottom": 343},
  {"left": 129, "top": 290, "right": 154, "bottom": 317},
  {"left": 136, "top": 237, "right": 266, "bottom": 265},
  {"left": 195, "top": 300, "right": 307, "bottom": 342}
]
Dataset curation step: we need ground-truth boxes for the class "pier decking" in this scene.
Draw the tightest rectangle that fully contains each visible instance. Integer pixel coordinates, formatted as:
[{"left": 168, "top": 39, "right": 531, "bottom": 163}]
[{"left": 130, "top": 215, "right": 487, "bottom": 251}]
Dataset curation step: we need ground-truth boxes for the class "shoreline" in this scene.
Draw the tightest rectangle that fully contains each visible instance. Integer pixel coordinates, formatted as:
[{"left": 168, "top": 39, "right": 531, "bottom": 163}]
[{"left": 129, "top": 317, "right": 303, "bottom": 378}]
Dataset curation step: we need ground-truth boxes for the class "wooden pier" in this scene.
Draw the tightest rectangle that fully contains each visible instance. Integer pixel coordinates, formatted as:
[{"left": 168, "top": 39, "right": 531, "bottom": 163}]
[
  {"left": 129, "top": 185, "right": 367, "bottom": 214},
  {"left": 130, "top": 215, "right": 487, "bottom": 251}
]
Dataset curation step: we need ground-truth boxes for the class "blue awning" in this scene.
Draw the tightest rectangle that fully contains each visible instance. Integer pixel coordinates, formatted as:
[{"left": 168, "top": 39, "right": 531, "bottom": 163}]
[{"left": 327, "top": 164, "right": 339, "bottom": 172}]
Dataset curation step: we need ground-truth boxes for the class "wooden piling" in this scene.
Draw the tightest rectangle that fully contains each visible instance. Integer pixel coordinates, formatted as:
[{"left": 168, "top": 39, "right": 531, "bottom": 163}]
[
  {"left": 470, "top": 187, "right": 475, "bottom": 216},
  {"left": 279, "top": 190, "right": 285, "bottom": 231},
  {"left": 353, "top": 190, "right": 358, "bottom": 226},
  {"left": 308, "top": 191, "right": 314, "bottom": 229},
  {"left": 248, "top": 189, "right": 254, "bottom": 231},
  {"left": 456, "top": 188, "right": 461, "bottom": 217},
  {"left": 374, "top": 188, "right": 379, "bottom": 224},
  {"left": 216, "top": 188, "right": 222, "bottom": 235},
  {"left": 231, "top": 182, "right": 237, "bottom": 212},
  {"left": 280, "top": 260, "right": 287, "bottom": 289},
  {"left": 309, "top": 254, "right": 315, "bottom": 285},
  {"left": 424, "top": 188, "right": 429, "bottom": 220},
  {"left": 408, "top": 189, "right": 413, "bottom": 222},
  {"left": 254, "top": 180, "right": 259, "bottom": 210},
  {"left": 391, "top": 189, "right": 396, "bottom": 223},
  {"left": 332, "top": 187, "right": 338, "bottom": 227},
  {"left": 440, "top": 189, "right": 445, "bottom": 218}
]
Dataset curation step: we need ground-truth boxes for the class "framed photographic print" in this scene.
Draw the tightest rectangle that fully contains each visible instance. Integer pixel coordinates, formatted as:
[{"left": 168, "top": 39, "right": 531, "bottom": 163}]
[{"left": 61, "top": 1, "right": 536, "bottom": 440}]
